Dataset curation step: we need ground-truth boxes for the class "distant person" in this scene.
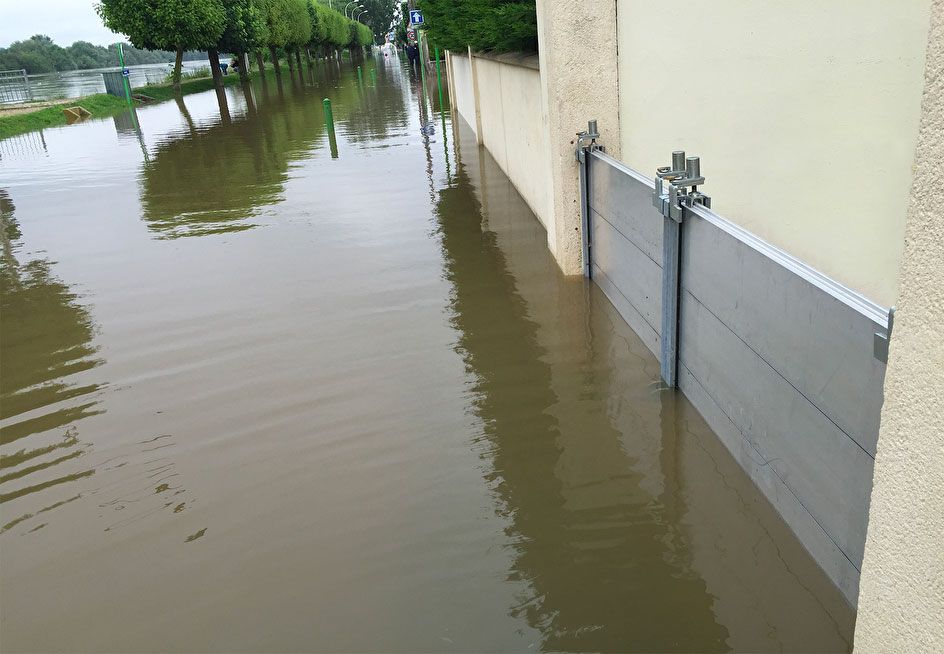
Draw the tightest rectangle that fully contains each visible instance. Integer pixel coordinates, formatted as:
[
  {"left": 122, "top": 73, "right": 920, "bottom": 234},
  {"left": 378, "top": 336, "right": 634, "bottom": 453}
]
[{"left": 406, "top": 43, "right": 419, "bottom": 68}]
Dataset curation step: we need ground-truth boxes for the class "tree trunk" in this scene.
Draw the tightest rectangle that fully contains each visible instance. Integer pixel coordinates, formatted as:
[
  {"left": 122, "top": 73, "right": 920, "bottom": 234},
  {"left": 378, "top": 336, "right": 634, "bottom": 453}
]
[
  {"left": 173, "top": 46, "right": 184, "bottom": 93},
  {"left": 208, "top": 48, "right": 224, "bottom": 89},
  {"left": 286, "top": 48, "right": 295, "bottom": 75},
  {"left": 295, "top": 49, "right": 303, "bottom": 72},
  {"left": 255, "top": 51, "right": 266, "bottom": 79},
  {"left": 305, "top": 48, "right": 313, "bottom": 69},
  {"left": 238, "top": 52, "right": 250, "bottom": 82},
  {"left": 269, "top": 45, "right": 281, "bottom": 76}
]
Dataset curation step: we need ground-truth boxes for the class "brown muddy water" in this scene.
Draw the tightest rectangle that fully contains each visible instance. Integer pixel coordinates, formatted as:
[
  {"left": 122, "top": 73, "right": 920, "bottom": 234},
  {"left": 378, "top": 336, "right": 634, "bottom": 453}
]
[{"left": 0, "top": 57, "right": 854, "bottom": 652}]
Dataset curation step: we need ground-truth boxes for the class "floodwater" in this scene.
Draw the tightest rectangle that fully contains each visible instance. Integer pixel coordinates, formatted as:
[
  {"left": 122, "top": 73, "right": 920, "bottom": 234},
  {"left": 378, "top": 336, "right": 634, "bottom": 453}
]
[
  {"left": 1, "top": 57, "right": 855, "bottom": 652},
  {"left": 24, "top": 61, "right": 212, "bottom": 101}
]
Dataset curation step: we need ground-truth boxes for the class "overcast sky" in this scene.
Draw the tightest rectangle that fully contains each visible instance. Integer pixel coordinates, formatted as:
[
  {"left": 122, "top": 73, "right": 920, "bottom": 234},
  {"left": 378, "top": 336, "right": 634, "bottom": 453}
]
[{"left": 0, "top": 0, "right": 122, "bottom": 48}]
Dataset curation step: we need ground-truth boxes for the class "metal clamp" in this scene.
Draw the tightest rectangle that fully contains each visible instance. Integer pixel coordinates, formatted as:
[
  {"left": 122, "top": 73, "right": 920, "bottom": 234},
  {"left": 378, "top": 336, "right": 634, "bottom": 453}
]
[
  {"left": 575, "top": 119, "right": 604, "bottom": 162},
  {"left": 873, "top": 306, "right": 895, "bottom": 363},
  {"left": 653, "top": 151, "right": 711, "bottom": 222}
]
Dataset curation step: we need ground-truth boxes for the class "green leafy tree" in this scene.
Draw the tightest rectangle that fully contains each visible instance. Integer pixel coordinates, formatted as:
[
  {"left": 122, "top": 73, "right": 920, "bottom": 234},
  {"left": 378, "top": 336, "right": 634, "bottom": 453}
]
[
  {"left": 0, "top": 35, "right": 75, "bottom": 73},
  {"left": 283, "top": 0, "right": 312, "bottom": 71},
  {"left": 415, "top": 0, "right": 536, "bottom": 53},
  {"left": 257, "top": 0, "right": 295, "bottom": 75},
  {"left": 96, "top": 0, "right": 226, "bottom": 91},
  {"left": 358, "top": 0, "right": 397, "bottom": 44},
  {"left": 215, "top": 0, "right": 265, "bottom": 82}
]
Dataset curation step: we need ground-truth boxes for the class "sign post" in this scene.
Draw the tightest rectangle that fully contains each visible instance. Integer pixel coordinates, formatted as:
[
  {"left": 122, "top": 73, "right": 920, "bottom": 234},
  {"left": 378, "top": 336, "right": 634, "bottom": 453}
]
[
  {"left": 117, "top": 43, "right": 133, "bottom": 109},
  {"left": 410, "top": 9, "right": 427, "bottom": 101}
]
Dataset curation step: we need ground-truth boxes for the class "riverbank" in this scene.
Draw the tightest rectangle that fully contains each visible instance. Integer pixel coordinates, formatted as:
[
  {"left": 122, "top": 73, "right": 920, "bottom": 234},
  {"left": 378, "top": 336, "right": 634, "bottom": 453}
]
[{"left": 0, "top": 68, "right": 255, "bottom": 140}]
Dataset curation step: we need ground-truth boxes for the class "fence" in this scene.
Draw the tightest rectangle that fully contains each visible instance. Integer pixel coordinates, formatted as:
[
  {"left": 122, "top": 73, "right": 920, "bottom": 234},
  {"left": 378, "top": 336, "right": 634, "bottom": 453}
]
[{"left": 0, "top": 69, "right": 32, "bottom": 104}]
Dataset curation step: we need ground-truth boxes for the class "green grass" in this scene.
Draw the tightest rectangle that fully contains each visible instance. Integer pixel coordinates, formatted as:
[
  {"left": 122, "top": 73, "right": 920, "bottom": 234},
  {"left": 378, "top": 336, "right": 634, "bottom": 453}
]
[
  {"left": 0, "top": 94, "right": 129, "bottom": 140},
  {"left": 0, "top": 69, "right": 258, "bottom": 141},
  {"left": 138, "top": 70, "right": 244, "bottom": 102}
]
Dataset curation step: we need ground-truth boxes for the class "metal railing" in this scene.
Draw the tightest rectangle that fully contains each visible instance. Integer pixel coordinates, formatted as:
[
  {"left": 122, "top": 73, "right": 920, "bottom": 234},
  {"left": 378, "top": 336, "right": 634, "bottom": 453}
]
[{"left": 0, "top": 69, "right": 32, "bottom": 104}]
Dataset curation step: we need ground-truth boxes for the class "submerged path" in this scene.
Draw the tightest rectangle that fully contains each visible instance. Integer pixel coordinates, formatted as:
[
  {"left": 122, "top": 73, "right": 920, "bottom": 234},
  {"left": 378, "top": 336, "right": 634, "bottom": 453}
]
[{"left": 0, "top": 57, "right": 853, "bottom": 652}]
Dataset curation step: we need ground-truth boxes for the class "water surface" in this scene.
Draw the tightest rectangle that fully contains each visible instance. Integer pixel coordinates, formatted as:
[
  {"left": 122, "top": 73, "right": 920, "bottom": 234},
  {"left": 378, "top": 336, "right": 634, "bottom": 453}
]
[
  {"left": 22, "top": 61, "right": 213, "bottom": 101},
  {"left": 1, "top": 57, "right": 854, "bottom": 652}
]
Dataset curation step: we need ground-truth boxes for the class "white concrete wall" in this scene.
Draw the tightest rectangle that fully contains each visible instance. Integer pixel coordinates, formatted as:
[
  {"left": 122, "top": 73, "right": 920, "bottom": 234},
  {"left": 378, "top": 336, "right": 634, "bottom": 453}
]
[
  {"left": 616, "top": 0, "right": 932, "bottom": 307},
  {"left": 854, "top": 1, "right": 944, "bottom": 649},
  {"left": 450, "top": 53, "right": 553, "bottom": 233},
  {"left": 450, "top": 53, "right": 478, "bottom": 142}
]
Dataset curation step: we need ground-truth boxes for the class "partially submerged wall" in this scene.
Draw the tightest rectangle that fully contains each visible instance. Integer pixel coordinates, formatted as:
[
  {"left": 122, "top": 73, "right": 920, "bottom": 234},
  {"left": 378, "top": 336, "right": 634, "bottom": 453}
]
[{"left": 448, "top": 52, "right": 552, "bottom": 235}]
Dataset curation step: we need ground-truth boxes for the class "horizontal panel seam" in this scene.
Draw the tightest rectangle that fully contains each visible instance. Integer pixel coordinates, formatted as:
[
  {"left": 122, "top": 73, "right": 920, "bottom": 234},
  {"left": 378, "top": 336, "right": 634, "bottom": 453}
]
[
  {"left": 591, "top": 207, "right": 662, "bottom": 269},
  {"left": 678, "top": 359, "right": 862, "bottom": 574},
  {"left": 591, "top": 265, "right": 661, "bottom": 343},
  {"left": 681, "top": 287, "right": 875, "bottom": 460}
]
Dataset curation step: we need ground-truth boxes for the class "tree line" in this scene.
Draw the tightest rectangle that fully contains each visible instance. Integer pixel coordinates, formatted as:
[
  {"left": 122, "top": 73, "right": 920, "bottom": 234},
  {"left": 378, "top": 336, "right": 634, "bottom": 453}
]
[
  {"left": 0, "top": 35, "right": 206, "bottom": 75},
  {"left": 96, "top": 0, "right": 394, "bottom": 91}
]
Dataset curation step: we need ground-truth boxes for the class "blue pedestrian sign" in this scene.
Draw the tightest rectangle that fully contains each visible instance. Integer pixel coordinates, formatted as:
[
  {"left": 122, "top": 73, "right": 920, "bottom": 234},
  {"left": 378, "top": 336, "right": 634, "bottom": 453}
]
[
  {"left": 409, "top": 10, "right": 424, "bottom": 26},
  {"left": 121, "top": 68, "right": 130, "bottom": 77}
]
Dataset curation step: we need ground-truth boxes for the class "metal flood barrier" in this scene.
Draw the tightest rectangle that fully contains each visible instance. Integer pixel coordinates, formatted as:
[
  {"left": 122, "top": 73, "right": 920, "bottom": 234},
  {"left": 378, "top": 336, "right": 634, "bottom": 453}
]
[
  {"left": 576, "top": 122, "right": 891, "bottom": 605},
  {"left": 0, "top": 69, "right": 32, "bottom": 104}
]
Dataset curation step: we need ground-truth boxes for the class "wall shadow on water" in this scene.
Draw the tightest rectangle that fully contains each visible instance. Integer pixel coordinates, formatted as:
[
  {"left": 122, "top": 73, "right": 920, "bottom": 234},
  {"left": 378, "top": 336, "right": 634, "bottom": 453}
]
[
  {"left": 433, "top": 137, "right": 730, "bottom": 651},
  {"left": 137, "top": 61, "right": 406, "bottom": 240}
]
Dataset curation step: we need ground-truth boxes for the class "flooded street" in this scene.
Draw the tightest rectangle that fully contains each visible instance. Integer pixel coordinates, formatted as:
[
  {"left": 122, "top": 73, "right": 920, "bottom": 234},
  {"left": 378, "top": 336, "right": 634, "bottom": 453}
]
[{"left": 1, "top": 57, "right": 854, "bottom": 652}]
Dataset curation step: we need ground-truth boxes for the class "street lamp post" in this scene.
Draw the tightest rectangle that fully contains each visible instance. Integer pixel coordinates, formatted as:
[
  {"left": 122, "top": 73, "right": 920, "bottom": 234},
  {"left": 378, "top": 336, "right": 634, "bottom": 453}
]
[{"left": 344, "top": 2, "right": 362, "bottom": 18}]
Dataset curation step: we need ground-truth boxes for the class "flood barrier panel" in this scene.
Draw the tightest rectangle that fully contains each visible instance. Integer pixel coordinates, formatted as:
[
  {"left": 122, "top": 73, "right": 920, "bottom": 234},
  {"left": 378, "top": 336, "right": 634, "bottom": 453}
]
[{"left": 584, "top": 148, "right": 890, "bottom": 605}]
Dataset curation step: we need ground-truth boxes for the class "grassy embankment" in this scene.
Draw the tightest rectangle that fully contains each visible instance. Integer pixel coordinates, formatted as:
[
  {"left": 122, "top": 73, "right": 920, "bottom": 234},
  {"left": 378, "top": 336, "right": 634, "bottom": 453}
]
[{"left": 0, "top": 69, "right": 250, "bottom": 140}]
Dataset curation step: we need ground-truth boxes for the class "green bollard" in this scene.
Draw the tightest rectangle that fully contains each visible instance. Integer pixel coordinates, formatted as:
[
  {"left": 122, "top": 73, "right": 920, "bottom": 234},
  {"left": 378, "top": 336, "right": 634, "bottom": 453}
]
[
  {"left": 323, "top": 98, "right": 334, "bottom": 130},
  {"left": 357, "top": 65, "right": 363, "bottom": 87},
  {"left": 370, "top": 68, "right": 376, "bottom": 86}
]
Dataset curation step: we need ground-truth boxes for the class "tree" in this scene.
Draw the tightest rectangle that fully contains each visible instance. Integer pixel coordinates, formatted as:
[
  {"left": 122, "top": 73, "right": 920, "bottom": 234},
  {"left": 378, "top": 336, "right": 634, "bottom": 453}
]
[
  {"left": 415, "top": 0, "right": 537, "bottom": 53},
  {"left": 0, "top": 35, "right": 75, "bottom": 74},
  {"left": 283, "top": 0, "right": 311, "bottom": 72},
  {"left": 96, "top": 0, "right": 227, "bottom": 91},
  {"left": 217, "top": 0, "right": 267, "bottom": 81},
  {"left": 358, "top": 0, "right": 398, "bottom": 44}
]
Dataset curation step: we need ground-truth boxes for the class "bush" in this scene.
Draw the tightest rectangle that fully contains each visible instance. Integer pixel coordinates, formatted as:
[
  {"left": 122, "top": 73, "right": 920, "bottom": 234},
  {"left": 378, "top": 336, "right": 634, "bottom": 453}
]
[{"left": 416, "top": 0, "right": 537, "bottom": 54}]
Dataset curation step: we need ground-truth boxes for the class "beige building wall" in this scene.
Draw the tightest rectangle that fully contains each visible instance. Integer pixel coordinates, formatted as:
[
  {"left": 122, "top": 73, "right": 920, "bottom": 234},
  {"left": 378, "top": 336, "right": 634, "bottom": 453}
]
[
  {"left": 854, "top": 1, "right": 944, "bottom": 650},
  {"left": 616, "top": 0, "right": 931, "bottom": 307},
  {"left": 536, "top": 0, "right": 620, "bottom": 273}
]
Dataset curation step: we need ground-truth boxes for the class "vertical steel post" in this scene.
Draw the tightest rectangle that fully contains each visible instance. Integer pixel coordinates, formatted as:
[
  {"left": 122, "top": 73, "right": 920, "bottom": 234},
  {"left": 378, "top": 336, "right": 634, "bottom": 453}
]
[
  {"left": 660, "top": 217, "right": 681, "bottom": 386},
  {"left": 653, "top": 151, "right": 706, "bottom": 388},
  {"left": 575, "top": 119, "right": 599, "bottom": 279},
  {"left": 579, "top": 149, "right": 591, "bottom": 278}
]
